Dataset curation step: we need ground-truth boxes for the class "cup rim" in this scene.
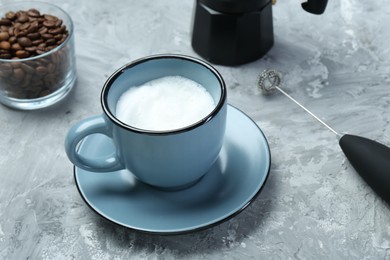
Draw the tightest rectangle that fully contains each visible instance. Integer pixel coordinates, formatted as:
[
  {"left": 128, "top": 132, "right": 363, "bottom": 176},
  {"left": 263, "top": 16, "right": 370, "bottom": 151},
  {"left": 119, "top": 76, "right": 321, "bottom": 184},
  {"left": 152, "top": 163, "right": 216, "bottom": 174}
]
[
  {"left": 0, "top": 1, "right": 74, "bottom": 62},
  {"left": 101, "top": 54, "right": 227, "bottom": 135}
]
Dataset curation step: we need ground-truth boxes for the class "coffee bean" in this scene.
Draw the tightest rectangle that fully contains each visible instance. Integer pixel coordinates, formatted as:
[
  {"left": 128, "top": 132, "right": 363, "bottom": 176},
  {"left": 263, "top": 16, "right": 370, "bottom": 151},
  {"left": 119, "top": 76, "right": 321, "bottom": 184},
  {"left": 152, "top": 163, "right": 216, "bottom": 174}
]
[
  {"left": 44, "top": 15, "right": 57, "bottom": 21},
  {"left": 57, "top": 37, "right": 66, "bottom": 45},
  {"left": 11, "top": 43, "right": 22, "bottom": 51},
  {"left": 0, "top": 41, "right": 11, "bottom": 50},
  {"left": 27, "top": 32, "right": 40, "bottom": 40},
  {"left": 32, "top": 39, "right": 44, "bottom": 46},
  {"left": 0, "top": 32, "right": 10, "bottom": 41},
  {"left": 37, "top": 57, "right": 49, "bottom": 66},
  {"left": 43, "top": 20, "right": 57, "bottom": 28},
  {"left": 17, "top": 37, "right": 32, "bottom": 47},
  {"left": 20, "top": 63, "right": 35, "bottom": 74},
  {"left": 36, "top": 66, "right": 47, "bottom": 75},
  {"left": 15, "top": 11, "right": 24, "bottom": 17},
  {"left": 36, "top": 17, "right": 45, "bottom": 24},
  {"left": 41, "top": 33, "right": 53, "bottom": 40},
  {"left": 36, "top": 49, "right": 46, "bottom": 55},
  {"left": 13, "top": 22, "right": 22, "bottom": 29},
  {"left": 45, "top": 38, "right": 56, "bottom": 46},
  {"left": 15, "top": 50, "right": 30, "bottom": 58},
  {"left": 15, "top": 29, "right": 28, "bottom": 37},
  {"left": 45, "top": 46, "right": 56, "bottom": 52},
  {"left": 55, "top": 19, "right": 63, "bottom": 27},
  {"left": 27, "top": 21, "right": 39, "bottom": 33},
  {"left": 12, "top": 68, "right": 25, "bottom": 79},
  {"left": 25, "top": 46, "right": 37, "bottom": 53},
  {"left": 48, "top": 27, "right": 62, "bottom": 35},
  {"left": 16, "top": 14, "right": 29, "bottom": 23},
  {"left": 37, "top": 44, "right": 47, "bottom": 50},
  {"left": 5, "top": 12, "right": 16, "bottom": 21},
  {"left": 8, "top": 27, "right": 14, "bottom": 36},
  {"left": 0, "top": 19, "right": 12, "bottom": 26},
  {"left": 53, "top": 34, "right": 63, "bottom": 41},
  {"left": 27, "top": 9, "right": 41, "bottom": 18},
  {"left": 8, "top": 36, "right": 16, "bottom": 44},
  {"left": 19, "top": 22, "right": 31, "bottom": 31},
  {"left": 38, "top": 27, "right": 48, "bottom": 34}
]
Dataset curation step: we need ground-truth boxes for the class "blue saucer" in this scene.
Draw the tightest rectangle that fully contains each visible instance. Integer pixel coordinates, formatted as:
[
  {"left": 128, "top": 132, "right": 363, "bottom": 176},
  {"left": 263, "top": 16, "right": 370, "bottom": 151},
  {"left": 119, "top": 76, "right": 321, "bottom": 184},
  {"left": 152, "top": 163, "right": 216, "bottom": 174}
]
[{"left": 74, "top": 105, "right": 271, "bottom": 234}]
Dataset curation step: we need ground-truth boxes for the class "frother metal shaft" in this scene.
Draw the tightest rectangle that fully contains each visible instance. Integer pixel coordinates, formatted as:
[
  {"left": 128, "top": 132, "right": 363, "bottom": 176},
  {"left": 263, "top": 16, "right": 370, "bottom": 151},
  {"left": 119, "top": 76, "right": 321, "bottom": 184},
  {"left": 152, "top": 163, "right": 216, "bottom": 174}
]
[
  {"left": 259, "top": 69, "right": 339, "bottom": 136},
  {"left": 276, "top": 85, "right": 339, "bottom": 136}
]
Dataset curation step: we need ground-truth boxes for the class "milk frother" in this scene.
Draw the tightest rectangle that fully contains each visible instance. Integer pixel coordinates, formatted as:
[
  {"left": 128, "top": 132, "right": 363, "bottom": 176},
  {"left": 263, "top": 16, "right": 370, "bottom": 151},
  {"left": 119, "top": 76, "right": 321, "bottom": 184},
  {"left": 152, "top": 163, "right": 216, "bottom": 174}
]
[{"left": 258, "top": 70, "right": 390, "bottom": 204}]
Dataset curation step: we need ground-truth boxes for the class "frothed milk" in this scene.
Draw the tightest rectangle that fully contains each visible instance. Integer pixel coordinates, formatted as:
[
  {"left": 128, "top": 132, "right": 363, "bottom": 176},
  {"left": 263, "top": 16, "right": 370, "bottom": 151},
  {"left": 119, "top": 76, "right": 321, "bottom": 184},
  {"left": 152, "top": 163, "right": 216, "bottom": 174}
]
[{"left": 116, "top": 76, "right": 215, "bottom": 131}]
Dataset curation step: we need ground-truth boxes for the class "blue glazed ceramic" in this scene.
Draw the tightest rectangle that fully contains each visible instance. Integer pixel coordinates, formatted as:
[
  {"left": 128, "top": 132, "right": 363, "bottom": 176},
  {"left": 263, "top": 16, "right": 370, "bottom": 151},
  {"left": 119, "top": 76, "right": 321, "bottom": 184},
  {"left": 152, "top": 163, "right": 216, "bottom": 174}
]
[
  {"left": 65, "top": 54, "right": 227, "bottom": 189},
  {"left": 74, "top": 105, "right": 271, "bottom": 234}
]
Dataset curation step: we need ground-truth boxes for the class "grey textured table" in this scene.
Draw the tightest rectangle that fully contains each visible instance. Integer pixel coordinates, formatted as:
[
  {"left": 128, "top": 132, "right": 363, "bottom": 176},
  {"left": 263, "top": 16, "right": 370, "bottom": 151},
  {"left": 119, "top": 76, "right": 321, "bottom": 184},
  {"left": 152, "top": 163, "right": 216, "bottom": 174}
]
[{"left": 1, "top": 0, "right": 390, "bottom": 259}]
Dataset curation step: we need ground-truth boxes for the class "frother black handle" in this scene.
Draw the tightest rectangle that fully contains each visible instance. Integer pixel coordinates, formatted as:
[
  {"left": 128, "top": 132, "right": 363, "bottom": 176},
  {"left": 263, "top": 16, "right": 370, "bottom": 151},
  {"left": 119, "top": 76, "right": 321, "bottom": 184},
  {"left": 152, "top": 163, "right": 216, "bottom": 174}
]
[
  {"left": 339, "top": 134, "right": 390, "bottom": 204},
  {"left": 301, "top": 0, "right": 328, "bottom": 14}
]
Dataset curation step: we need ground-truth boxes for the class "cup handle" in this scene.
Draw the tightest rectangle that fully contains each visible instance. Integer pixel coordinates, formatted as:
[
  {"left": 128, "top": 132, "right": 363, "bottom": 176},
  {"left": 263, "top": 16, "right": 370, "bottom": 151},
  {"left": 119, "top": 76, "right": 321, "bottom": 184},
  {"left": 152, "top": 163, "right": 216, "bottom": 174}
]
[{"left": 65, "top": 115, "right": 124, "bottom": 172}]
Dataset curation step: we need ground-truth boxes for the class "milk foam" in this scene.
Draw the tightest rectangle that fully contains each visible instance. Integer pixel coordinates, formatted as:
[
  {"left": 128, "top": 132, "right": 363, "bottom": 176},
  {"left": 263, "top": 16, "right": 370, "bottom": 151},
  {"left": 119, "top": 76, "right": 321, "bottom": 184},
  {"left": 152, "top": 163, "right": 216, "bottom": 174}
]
[{"left": 116, "top": 76, "right": 216, "bottom": 131}]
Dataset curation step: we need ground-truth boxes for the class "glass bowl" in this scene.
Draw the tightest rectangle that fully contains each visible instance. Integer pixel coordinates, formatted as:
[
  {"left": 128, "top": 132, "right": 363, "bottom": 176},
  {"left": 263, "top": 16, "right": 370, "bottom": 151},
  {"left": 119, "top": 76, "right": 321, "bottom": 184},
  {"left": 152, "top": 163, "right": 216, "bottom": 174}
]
[{"left": 0, "top": 1, "right": 76, "bottom": 110}]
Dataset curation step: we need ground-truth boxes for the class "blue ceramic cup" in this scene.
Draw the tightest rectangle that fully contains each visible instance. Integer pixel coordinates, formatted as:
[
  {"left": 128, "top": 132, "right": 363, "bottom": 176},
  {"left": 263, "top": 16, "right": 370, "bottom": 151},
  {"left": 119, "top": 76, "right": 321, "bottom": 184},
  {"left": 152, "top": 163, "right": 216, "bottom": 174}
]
[{"left": 65, "top": 54, "right": 227, "bottom": 189}]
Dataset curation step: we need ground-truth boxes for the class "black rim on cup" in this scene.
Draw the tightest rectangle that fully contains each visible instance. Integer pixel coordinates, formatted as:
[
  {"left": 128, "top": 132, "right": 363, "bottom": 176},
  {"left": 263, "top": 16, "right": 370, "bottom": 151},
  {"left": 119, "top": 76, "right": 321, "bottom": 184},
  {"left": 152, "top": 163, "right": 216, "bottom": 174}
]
[{"left": 101, "top": 54, "right": 227, "bottom": 135}]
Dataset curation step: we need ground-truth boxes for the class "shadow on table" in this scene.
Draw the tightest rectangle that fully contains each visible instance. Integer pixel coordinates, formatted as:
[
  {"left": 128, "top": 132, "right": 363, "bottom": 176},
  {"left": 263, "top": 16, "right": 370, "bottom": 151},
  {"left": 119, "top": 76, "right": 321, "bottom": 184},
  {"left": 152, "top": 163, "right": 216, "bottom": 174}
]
[{"left": 95, "top": 170, "right": 277, "bottom": 256}]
